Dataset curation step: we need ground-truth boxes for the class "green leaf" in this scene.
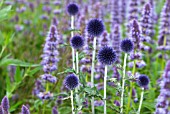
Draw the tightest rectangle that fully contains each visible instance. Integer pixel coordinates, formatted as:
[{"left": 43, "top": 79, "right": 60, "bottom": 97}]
[
  {"left": 27, "top": 66, "right": 42, "bottom": 77},
  {"left": 0, "top": 5, "right": 12, "bottom": 21},
  {"left": 0, "top": 58, "right": 40, "bottom": 67},
  {"left": 14, "top": 67, "right": 22, "bottom": 83}
]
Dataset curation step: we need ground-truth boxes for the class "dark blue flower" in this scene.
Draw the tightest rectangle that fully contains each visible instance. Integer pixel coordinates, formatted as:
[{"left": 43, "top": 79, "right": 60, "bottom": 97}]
[
  {"left": 137, "top": 75, "right": 150, "bottom": 87},
  {"left": 120, "top": 38, "right": 134, "bottom": 53},
  {"left": 67, "top": 3, "right": 79, "bottom": 15},
  {"left": 64, "top": 74, "right": 79, "bottom": 90},
  {"left": 97, "top": 46, "right": 117, "bottom": 65},
  {"left": 70, "top": 35, "right": 84, "bottom": 49},
  {"left": 87, "top": 19, "right": 104, "bottom": 37}
]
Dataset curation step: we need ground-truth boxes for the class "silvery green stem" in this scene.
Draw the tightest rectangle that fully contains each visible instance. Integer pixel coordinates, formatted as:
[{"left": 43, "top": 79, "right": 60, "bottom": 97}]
[
  {"left": 71, "top": 16, "right": 75, "bottom": 70},
  {"left": 71, "top": 90, "right": 75, "bottom": 114},
  {"left": 137, "top": 87, "right": 144, "bottom": 114},
  {"left": 104, "top": 65, "right": 107, "bottom": 114},
  {"left": 120, "top": 53, "right": 127, "bottom": 113},
  {"left": 91, "top": 37, "right": 97, "bottom": 114}
]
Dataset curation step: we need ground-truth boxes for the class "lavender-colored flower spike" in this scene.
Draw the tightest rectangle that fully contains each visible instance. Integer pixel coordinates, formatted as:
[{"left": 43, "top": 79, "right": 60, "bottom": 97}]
[
  {"left": 120, "top": 0, "right": 127, "bottom": 23},
  {"left": 1, "top": 96, "right": 9, "bottom": 113},
  {"left": 41, "top": 25, "right": 59, "bottom": 83},
  {"left": 155, "top": 60, "right": 170, "bottom": 114},
  {"left": 128, "top": 0, "right": 139, "bottom": 21},
  {"left": 52, "top": 107, "right": 58, "bottom": 114},
  {"left": 158, "top": 0, "right": 170, "bottom": 46},
  {"left": 21, "top": 105, "right": 30, "bottom": 114},
  {"left": 141, "top": 3, "right": 155, "bottom": 38},
  {"left": 111, "top": 24, "right": 121, "bottom": 63},
  {"left": 111, "top": 0, "right": 120, "bottom": 26},
  {"left": 130, "top": 19, "right": 141, "bottom": 50},
  {"left": 0, "top": 106, "right": 4, "bottom": 114}
]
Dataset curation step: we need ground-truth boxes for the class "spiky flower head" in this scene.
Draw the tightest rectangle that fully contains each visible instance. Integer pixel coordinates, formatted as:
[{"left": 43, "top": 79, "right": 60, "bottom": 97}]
[
  {"left": 70, "top": 35, "right": 84, "bottom": 49},
  {"left": 21, "top": 105, "right": 30, "bottom": 114},
  {"left": 97, "top": 46, "right": 117, "bottom": 65},
  {"left": 137, "top": 75, "right": 150, "bottom": 87},
  {"left": 1, "top": 96, "right": 9, "bottom": 113},
  {"left": 120, "top": 38, "right": 134, "bottom": 53},
  {"left": 64, "top": 74, "right": 79, "bottom": 90},
  {"left": 87, "top": 19, "right": 104, "bottom": 37},
  {"left": 67, "top": 3, "right": 79, "bottom": 15}
]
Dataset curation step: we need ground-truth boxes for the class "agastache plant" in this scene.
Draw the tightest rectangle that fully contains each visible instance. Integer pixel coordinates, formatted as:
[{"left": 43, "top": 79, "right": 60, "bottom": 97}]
[
  {"left": 1, "top": 96, "right": 9, "bottom": 114},
  {"left": 87, "top": 18, "right": 104, "bottom": 114},
  {"left": 97, "top": 46, "right": 117, "bottom": 114},
  {"left": 155, "top": 60, "right": 170, "bottom": 114},
  {"left": 21, "top": 105, "right": 30, "bottom": 114}
]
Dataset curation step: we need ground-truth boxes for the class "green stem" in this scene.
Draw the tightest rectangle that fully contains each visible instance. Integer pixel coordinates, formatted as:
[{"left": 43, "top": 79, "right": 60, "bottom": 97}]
[
  {"left": 71, "top": 16, "right": 75, "bottom": 70},
  {"left": 126, "top": 60, "right": 136, "bottom": 114},
  {"left": 120, "top": 53, "right": 127, "bottom": 114},
  {"left": 71, "top": 90, "right": 75, "bottom": 114},
  {"left": 137, "top": 88, "right": 144, "bottom": 114},
  {"left": 104, "top": 65, "right": 107, "bottom": 114},
  {"left": 0, "top": 46, "right": 5, "bottom": 58},
  {"left": 91, "top": 37, "right": 97, "bottom": 114}
]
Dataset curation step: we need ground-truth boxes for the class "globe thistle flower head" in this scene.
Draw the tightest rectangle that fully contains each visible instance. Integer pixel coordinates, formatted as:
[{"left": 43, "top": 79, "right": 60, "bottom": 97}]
[
  {"left": 21, "top": 105, "right": 30, "bottom": 114},
  {"left": 120, "top": 38, "right": 134, "bottom": 53},
  {"left": 97, "top": 46, "right": 117, "bottom": 65},
  {"left": 64, "top": 74, "right": 79, "bottom": 90},
  {"left": 67, "top": 3, "right": 79, "bottom": 16},
  {"left": 137, "top": 75, "right": 150, "bottom": 87},
  {"left": 1, "top": 96, "right": 9, "bottom": 113},
  {"left": 70, "top": 35, "right": 85, "bottom": 49},
  {"left": 87, "top": 19, "right": 104, "bottom": 37}
]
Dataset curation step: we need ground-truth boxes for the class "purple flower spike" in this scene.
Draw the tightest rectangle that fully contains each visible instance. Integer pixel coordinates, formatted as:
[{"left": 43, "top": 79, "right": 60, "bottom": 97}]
[
  {"left": 0, "top": 106, "right": 4, "bottom": 114},
  {"left": 1, "top": 96, "right": 9, "bottom": 113},
  {"left": 21, "top": 105, "right": 30, "bottom": 114},
  {"left": 52, "top": 107, "right": 58, "bottom": 114},
  {"left": 155, "top": 60, "right": 170, "bottom": 114}
]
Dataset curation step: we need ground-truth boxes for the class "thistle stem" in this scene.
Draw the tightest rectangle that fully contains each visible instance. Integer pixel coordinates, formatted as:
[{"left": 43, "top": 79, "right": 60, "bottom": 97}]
[
  {"left": 71, "top": 16, "right": 76, "bottom": 70},
  {"left": 120, "top": 53, "right": 127, "bottom": 114},
  {"left": 137, "top": 87, "right": 144, "bottom": 114},
  {"left": 104, "top": 65, "right": 107, "bottom": 114},
  {"left": 71, "top": 90, "right": 75, "bottom": 114},
  {"left": 91, "top": 37, "right": 97, "bottom": 114}
]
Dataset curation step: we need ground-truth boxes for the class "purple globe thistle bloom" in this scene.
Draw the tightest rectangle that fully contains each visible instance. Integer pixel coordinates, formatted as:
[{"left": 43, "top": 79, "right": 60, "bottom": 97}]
[
  {"left": 97, "top": 46, "right": 117, "bottom": 65},
  {"left": 0, "top": 106, "right": 4, "bottom": 114},
  {"left": 120, "top": 38, "right": 134, "bottom": 53},
  {"left": 1, "top": 96, "right": 9, "bottom": 113},
  {"left": 87, "top": 19, "right": 105, "bottom": 37},
  {"left": 137, "top": 75, "right": 150, "bottom": 88},
  {"left": 110, "top": 0, "right": 120, "bottom": 26},
  {"left": 158, "top": 0, "right": 170, "bottom": 46},
  {"left": 70, "top": 35, "right": 85, "bottom": 49},
  {"left": 111, "top": 24, "right": 121, "bottom": 63},
  {"left": 155, "top": 60, "right": 170, "bottom": 114},
  {"left": 64, "top": 74, "right": 79, "bottom": 90},
  {"left": 52, "top": 107, "right": 58, "bottom": 114},
  {"left": 21, "top": 105, "right": 30, "bottom": 114},
  {"left": 67, "top": 3, "right": 79, "bottom": 16}
]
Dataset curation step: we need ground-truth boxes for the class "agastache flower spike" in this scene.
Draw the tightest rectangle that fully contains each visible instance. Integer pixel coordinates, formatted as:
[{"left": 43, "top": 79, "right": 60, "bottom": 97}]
[
  {"left": 0, "top": 106, "right": 4, "bottom": 114},
  {"left": 1, "top": 96, "right": 9, "bottom": 113},
  {"left": 21, "top": 105, "right": 30, "bottom": 114},
  {"left": 155, "top": 60, "right": 170, "bottom": 114},
  {"left": 111, "top": 0, "right": 120, "bottom": 26}
]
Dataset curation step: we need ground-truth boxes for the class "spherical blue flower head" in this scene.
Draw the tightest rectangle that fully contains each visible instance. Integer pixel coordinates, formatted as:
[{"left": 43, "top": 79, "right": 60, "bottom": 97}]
[
  {"left": 87, "top": 19, "right": 104, "bottom": 37},
  {"left": 137, "top": 75, "right": 150, "bottom": 87},
  {"left": 97, "top": 46, "right": 117, "bottom": 65},
  {"left": 120, "top": 38, "right": 134, "bottom": 53},
  {"left": 70, "top": 35, "right": 84, "bottom": 49},
  {"left": 64, "top": 74, "right": 79, "bottom": 90},
  {"left": 67, "top": 3, "right": 79, "bottom": 15}
]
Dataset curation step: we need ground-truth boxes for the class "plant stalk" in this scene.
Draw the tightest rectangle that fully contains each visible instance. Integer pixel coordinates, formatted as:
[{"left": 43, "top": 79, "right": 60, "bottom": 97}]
[
  {"left": 71, "top": 90, "right": 75, "bottom": 114},
  {"left": 91, "top": 37, "right": 97, "bottom": 114},
  {"left": 120, "top": 53, "right": 127, "bottom": 114},
  {"left": 137, "top": 87, "right": 144, "bottom": 114},
  {"left": 104, "top": 65, "right": 107, "bottom": 114}
]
